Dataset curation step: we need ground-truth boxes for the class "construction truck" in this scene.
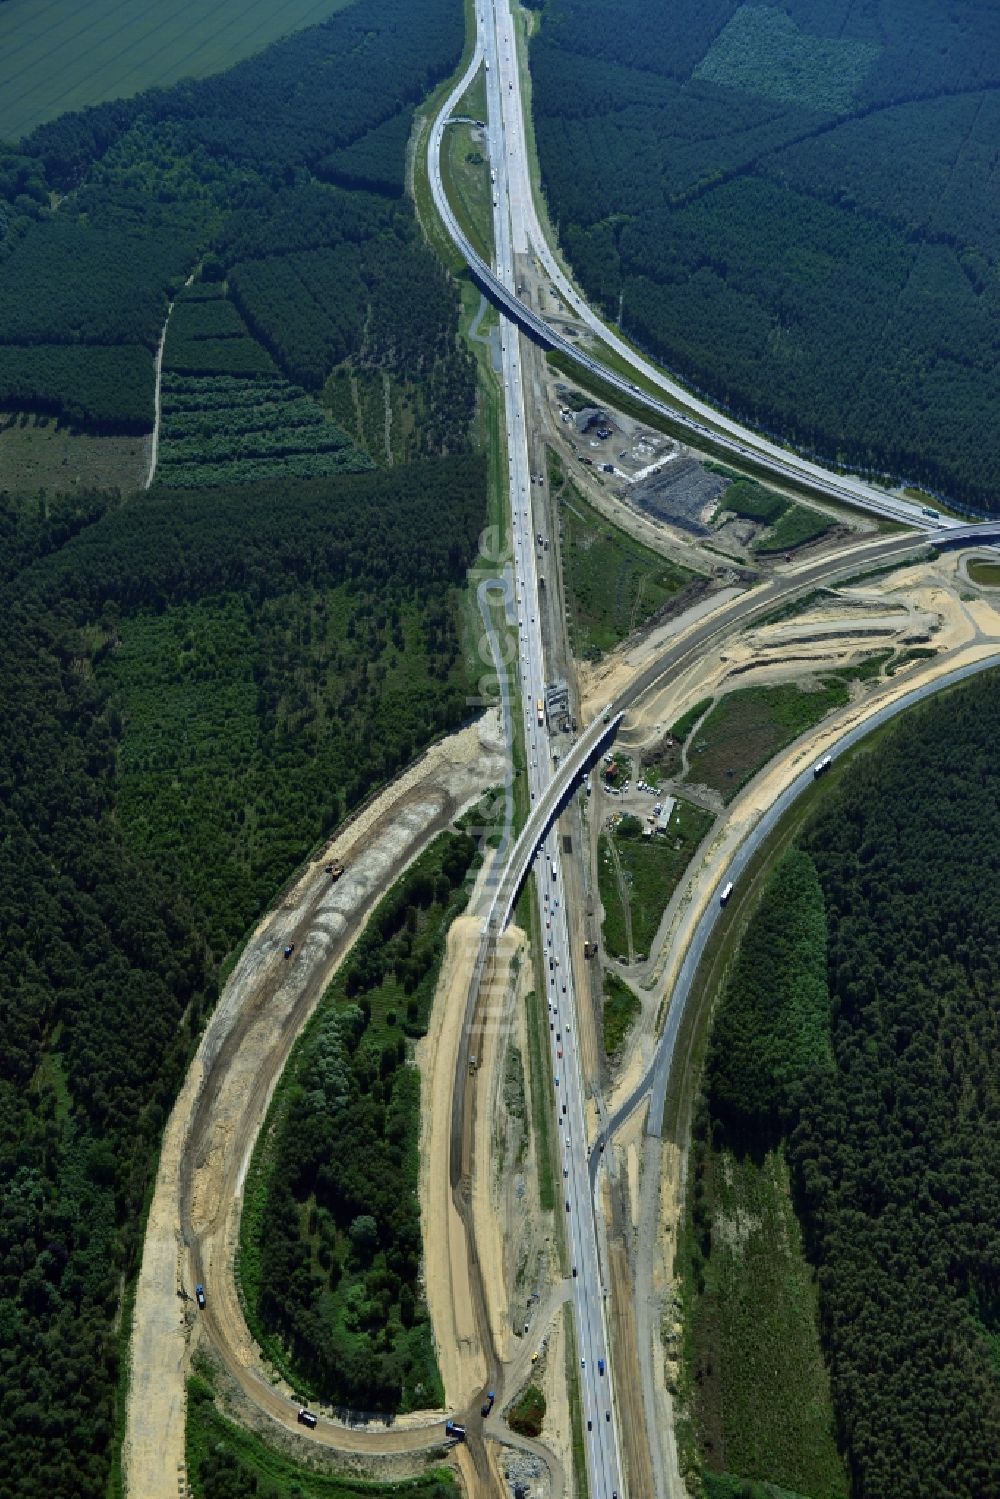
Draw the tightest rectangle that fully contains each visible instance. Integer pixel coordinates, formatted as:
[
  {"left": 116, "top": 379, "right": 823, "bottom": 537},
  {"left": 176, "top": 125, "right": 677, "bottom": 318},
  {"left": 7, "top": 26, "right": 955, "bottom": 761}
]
[
  {"left": 481, "top": 1390, "right": 495, "bottom": 1417},
  {"left": 445, "top": 1420, "right": 466, "bottom": 1441}
]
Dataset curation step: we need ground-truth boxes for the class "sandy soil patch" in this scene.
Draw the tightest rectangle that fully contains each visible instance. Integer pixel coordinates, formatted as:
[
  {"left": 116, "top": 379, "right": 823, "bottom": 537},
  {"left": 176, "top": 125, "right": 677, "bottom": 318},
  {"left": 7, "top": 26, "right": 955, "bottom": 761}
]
[{"left": 418, "top": 914, "right": 490, "bottom": 1409}]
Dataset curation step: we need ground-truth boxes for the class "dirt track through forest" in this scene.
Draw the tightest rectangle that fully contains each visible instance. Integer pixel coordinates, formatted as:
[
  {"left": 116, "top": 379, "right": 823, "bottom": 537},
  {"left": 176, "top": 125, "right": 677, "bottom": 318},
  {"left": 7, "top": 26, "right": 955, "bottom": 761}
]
[{"left": 123, "top": 717, "right": 507, "bottom": 1497}]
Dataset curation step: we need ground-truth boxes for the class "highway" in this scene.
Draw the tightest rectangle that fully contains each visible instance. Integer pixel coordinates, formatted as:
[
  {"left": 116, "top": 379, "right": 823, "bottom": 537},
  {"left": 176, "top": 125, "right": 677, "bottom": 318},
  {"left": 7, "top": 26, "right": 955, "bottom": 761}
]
[
  {"left": 427, "top": 13, "right": 1000, "bottom": 1497},
  {"left": 483, "top": 2, "right": 623, "bottom": 1491},
  {"left": 428, "top": 7, "right": 626, "bottom": 1493}
]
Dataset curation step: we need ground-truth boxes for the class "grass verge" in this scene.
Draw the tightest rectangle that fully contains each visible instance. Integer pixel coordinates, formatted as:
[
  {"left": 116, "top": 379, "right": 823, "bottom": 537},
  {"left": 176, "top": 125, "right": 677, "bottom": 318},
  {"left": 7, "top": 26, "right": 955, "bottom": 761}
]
[
  {"left": 409, "top": 0, "right": 478, "bottom": 274},
  {"left": 552, "top": 463, "right": 694, "bottom": 657},
  {"left": 525, "top": 978, "right": 556, "bottom": 1213},
  {"left": 597, "top": 831, "right": 629, "bottom": 961},
  {"left": 602, "top": 972, "right": 641, "bottom": 1059},
  {"left": 563, "top": 1311, "right": 590, "bottom": 1499},
  {"left": 507, "top": 1383, "right": 546, "bottom": 1438},
  {"left": 440, "top": 111, "right": 493, "bottom": 265},
  {"left": 684, "top": 681, "right": 852, "bottom": 803}
]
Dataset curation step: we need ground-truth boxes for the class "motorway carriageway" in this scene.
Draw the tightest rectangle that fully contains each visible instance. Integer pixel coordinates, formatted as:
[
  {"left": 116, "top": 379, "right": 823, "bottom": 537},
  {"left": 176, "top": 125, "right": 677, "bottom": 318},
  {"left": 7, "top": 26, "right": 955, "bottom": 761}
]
[{"left": 481, "top": 4, "right": 624, "bottom": 1493}]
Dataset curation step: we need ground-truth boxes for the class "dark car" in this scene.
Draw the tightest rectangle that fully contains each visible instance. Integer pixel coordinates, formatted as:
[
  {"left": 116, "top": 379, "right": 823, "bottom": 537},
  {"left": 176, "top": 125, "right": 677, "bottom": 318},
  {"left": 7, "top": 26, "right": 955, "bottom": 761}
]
[
  {"left": 297, "top": 1408, "right": 317, "bottom": 1429},
  {"left": 195, "top": 1284, "right": 206, "bottom": 1310}
]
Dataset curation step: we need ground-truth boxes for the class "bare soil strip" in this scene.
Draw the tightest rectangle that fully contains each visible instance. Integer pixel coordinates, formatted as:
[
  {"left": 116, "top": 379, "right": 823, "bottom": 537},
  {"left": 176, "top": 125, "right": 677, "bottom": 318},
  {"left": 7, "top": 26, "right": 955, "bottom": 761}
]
[{"left": 124, "top": 717, "right": 507, "bottom": 1497}]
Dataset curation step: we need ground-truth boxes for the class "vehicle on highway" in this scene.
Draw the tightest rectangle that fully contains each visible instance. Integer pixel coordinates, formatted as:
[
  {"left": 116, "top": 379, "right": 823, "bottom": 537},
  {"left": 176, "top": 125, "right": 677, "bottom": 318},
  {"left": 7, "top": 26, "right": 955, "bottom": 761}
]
[
  {"left": 598, "top": 1358, "right": 605, "bottom": 1375},
  {"left": 297, "top": 1408, "right": 317, "bottom": 1429},
  {"left": 813, "top": 754, "right": 833, "bottom": 778},
  {"left": 720, "top": 881, "right": 734, "bottom": 906},
  {"left": 195, "top": 1283, "right": 206, "bottom": 1309}
]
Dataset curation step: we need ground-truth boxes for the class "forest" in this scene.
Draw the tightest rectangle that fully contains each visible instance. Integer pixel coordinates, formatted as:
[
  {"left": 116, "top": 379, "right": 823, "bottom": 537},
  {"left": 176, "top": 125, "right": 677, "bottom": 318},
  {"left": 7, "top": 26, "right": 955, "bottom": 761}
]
[
  {"left": 0, "top": 2, "right": 482, "bottom": 1490},
  {"left": 530, "top": 0, "right": 1000, "bottom": 509},
  {"left": 0, "top": 447, "right": 486, "bottom": 1493},
  {"left": 0, "top": 0, "right": 469, "bottom": 438},
  {"left": 688, "top": 676, "right": 1000, "bottom": 1495},
  {"left": 242, "top": 832, "right": 480, "bottom": 1411}
]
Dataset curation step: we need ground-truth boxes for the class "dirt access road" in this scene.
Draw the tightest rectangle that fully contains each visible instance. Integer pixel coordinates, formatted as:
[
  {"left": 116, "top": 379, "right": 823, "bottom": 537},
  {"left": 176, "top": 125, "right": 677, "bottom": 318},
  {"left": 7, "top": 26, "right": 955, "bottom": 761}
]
[{"left": 123, "top": 716, "right": 507, "bottom": 1498}]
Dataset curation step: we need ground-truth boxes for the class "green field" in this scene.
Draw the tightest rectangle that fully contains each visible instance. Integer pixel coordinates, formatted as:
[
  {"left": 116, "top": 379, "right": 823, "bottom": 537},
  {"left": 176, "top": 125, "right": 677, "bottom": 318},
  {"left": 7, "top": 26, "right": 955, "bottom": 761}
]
[
  {"left": 602, "top": 972, "right": 641, "bottom": 1059},
  {"left": 598, "top": 801, "right": 714, "bottom": 961},
  {"left": 440, "top": 108, "right": 493, "bottom": 264},
  {"left": 755, "top": 504, "right": 833, "bottom": 554},
  {"left": 0, "top": 0, "right": 351, "bottom": 141},
  {"left": 507, "top": 1384, "right": 546, "bottom": 1438},
  {"left": 714, "top": 472, "right": 833, "bottom": 555},
  {"left": 683, "top": 682, "right": 852, "bottom": 803},
  {"left": 553, "top": 456, "right": 694, "bottom": 658},
  {"left": 967, "top": 559, "right": 1000, "bottom": 587}
]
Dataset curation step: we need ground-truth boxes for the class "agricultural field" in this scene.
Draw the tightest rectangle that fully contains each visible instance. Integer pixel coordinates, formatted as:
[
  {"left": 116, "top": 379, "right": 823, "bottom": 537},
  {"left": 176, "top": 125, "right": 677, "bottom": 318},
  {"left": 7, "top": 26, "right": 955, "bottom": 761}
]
[
  {"left": 0, "top": 0, "right": 352, "bottom": 141},
  {"left": 531, "top": 0, "right": 1000, "bottom": 510},
  {"left": 0, "top": 411, "right": 147, "bottom": 495},
  {"left": 598, "top": 800, "right": 714, "bottom": 962},
  {"left": 552, "top": 455, "right": 694, "bottom": 658}
]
